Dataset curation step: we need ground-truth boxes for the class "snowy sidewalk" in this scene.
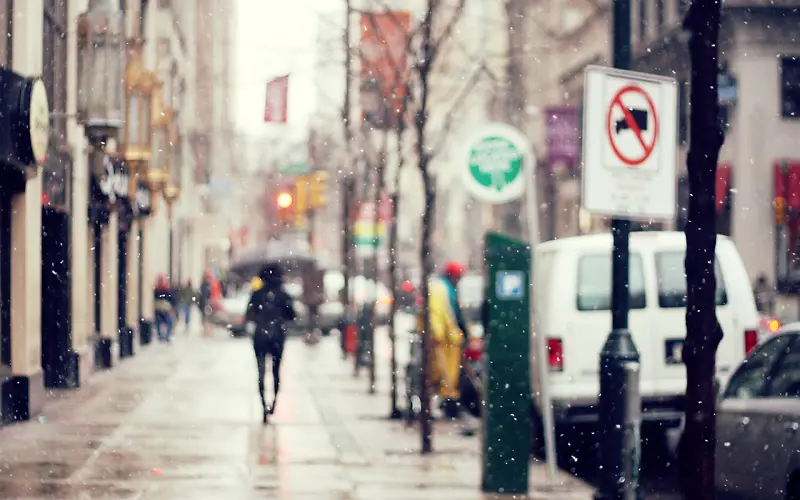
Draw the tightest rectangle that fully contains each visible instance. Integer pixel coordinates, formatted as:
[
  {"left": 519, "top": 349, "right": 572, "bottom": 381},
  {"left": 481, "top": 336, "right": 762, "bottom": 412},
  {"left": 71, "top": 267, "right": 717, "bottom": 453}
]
[{"left": 0, "top": 325, "right": 593, "bottom": 499}]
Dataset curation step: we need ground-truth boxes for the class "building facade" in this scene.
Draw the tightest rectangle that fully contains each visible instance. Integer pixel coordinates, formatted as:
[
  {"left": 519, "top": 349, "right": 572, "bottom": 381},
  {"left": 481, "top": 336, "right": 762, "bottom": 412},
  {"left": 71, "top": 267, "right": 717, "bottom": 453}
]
[
  {"left": 0, "top": 0, "right": 228, "bottom": 424},
  {"left": 522, "top": 0, "right": 800, "bottom": 316},
  {"left": 186, "top": 0, "right": 236, "bottom": 280}
]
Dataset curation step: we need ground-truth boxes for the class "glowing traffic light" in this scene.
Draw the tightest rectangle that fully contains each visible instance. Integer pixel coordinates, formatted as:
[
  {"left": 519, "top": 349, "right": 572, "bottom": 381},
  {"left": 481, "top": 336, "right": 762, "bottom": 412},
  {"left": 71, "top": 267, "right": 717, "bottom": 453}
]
[
  {"left": 277, "top": 191, "right": 293, "bottom": 209},
  {"left": 309, "top": 171, "right": 329, "bottom": 208},
  {"left": 775, "top": 196, "right": 787, "bottom": 226}
]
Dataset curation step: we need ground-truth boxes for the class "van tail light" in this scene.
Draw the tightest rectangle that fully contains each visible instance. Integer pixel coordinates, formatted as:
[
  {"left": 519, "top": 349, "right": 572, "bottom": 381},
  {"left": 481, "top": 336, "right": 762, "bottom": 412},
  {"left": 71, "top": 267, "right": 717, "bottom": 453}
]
[
  {"left": 547, "top": 338, "right": 564, "bottom": 372},
  {"left": 745, "top": 329, "right": 759, "bottom": 356}
]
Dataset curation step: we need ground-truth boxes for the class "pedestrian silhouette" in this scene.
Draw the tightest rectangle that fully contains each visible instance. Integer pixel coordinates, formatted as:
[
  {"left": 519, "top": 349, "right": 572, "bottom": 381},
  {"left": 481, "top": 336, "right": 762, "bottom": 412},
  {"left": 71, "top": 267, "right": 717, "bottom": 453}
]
[{"left": 245, "top": 264, "right": 296, "bottom": 424}]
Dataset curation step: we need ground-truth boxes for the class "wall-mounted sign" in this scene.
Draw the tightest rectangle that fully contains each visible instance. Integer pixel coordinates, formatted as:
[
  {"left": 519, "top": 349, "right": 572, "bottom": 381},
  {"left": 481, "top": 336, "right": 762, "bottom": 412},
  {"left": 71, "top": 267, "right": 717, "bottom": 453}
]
[
  {"left": 98, "top": 155, "right": 129, "bottom": 202},
  {"left": 29, "top": 79, "right": 50, "bottom": 165},
  {"left": 544, "top": 106, "right": 580, "bottom": 171},
  {"left": 0, "top": 68, "right": 50, "bottom": 169},
  {"left": 134, "top": 180, "right": 152, "bottom": 219},
  {"left": 461, "top": 123, "right": 532, "bottom": 205}
]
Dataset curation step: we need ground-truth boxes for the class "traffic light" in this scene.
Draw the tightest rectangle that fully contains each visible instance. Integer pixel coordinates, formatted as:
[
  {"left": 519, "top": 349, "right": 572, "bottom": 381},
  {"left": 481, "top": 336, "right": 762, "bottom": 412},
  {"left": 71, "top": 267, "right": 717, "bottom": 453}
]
[
  {"left": 775, "top": 196, "right": 787, "bottom": 226},
  {"left": 295, "top": 175, "right": 310, "bottom": 214},
  {"left": 309, "top": 171, "right": 329, "bottom": 208},
  {"left": 277, "top": 190, "right": 293, "bottom": 225}
]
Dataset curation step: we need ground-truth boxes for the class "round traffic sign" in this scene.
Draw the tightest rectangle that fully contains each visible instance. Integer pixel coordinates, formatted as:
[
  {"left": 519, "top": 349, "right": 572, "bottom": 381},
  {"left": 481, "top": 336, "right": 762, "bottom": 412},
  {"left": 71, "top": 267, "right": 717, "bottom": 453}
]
[
  {"left": 462, "top": 123, "right": 533, "bottom": 204},
  {"left": 606, "top": 85, "right": 659, "bottom": 167}
]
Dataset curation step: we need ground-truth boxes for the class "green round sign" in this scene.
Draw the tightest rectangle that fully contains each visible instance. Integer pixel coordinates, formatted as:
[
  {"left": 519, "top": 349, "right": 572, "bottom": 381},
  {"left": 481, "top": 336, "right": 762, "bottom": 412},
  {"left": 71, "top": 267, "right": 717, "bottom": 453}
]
[{"left": 462, "top": 124, "right": 531, "bottom": 204}]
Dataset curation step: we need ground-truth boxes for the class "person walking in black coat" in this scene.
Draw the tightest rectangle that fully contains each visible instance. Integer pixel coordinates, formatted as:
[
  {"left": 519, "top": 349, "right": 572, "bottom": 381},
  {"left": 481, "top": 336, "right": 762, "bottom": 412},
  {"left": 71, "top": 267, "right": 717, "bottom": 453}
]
[{"left": 245, "top": 263, "right": 296, "bottom": 424}]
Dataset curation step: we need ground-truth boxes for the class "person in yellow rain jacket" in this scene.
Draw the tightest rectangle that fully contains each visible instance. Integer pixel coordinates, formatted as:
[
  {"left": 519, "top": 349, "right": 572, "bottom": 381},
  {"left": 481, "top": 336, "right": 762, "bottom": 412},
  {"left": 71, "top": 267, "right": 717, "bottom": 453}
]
[{"left": 419, "top": 261, "right": 469, "bottom": 419}]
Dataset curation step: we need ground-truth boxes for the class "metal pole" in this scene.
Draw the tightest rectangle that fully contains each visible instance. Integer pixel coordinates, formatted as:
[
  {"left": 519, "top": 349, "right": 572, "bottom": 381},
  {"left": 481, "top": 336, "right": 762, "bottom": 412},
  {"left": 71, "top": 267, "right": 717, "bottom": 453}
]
[
  {"left": 595, "top": 0, "right": 642, "bottom": 495},
  {"left": 388, "top": 187, "right": 402, "bottom": 418},
  {"left": 341, "top": 178, "right": 353, "bottom": 358},
  {"left": 622, "top": 362, "right": 642, "bottom": 500},
  {"left": 341, "top": 0, "right": 354, "bottom": 360},
  {"left": 525, "top": 162, "right": 557, "bottom": 486}
]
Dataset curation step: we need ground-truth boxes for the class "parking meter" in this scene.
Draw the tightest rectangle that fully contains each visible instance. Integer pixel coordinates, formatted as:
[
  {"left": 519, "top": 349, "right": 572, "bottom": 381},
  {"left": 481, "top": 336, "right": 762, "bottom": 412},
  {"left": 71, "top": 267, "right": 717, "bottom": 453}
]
[{"left": 480, "top": 232, "right": 532, "bottom": 495}]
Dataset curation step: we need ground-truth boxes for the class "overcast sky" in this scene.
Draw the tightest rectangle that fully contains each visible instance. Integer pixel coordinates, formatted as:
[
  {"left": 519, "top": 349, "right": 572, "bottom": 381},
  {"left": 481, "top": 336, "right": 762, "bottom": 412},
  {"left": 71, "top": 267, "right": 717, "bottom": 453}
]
[{"left": 234, "top": 0, "right": 341, "bottom": 141}]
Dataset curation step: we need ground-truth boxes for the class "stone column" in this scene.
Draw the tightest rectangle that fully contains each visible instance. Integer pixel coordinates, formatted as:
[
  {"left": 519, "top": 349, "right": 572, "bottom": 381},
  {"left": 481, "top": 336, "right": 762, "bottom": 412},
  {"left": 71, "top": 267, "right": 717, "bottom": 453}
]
[
  {"left": 97, "top": 211, "right": 118, "bottom": 367},
  {"left": 140, "top": 218, "right": 155, "bottom": 344},
  {"left": 125, "top": 218, "right": 140, "bottom": 349},
  {"left": 67, "top": 0, "right": 92, "bottom": 385},
  {"left": 4, "top": 0, "right": 45, "bottom": 422}
]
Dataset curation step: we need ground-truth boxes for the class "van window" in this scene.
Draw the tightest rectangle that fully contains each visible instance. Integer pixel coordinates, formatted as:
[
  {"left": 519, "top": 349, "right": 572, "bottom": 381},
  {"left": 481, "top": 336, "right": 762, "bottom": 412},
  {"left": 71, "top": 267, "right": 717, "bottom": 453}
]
[
  {"left": 655, "top": 251, "right": 727, "bottom": 308},
  {"left": 577, "top": 254, "right": 646, "bottom": 311}
]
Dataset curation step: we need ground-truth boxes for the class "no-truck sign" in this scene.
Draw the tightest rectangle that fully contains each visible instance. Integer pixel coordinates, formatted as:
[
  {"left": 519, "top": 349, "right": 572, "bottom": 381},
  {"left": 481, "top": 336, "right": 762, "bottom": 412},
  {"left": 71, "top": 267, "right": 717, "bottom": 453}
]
[
  {"left": 607, "top": 85, "right": 659, "bottom": 167},
  {"left": 581, "top": 66, "right": 678, "bottom": 220}
]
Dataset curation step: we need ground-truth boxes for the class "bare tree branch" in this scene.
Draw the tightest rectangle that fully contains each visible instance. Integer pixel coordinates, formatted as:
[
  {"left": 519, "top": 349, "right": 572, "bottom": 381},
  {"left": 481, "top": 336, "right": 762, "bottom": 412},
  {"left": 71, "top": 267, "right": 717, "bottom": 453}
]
[
  {"left": 431, "top": 63, "right": 486, "bottom": 154},
  {"left": 428, "top": 0, "right": 467, "bottom": 66}
]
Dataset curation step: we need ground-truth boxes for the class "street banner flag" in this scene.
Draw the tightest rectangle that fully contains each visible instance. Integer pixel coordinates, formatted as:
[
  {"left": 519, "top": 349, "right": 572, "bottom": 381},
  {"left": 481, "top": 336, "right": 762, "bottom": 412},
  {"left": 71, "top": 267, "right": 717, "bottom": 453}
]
[
  {"left": 359, "top": 11, "right": 411, "bottom": 129},
  {"left": 264, "top": 75, "right": 289, "bottom": 123}
]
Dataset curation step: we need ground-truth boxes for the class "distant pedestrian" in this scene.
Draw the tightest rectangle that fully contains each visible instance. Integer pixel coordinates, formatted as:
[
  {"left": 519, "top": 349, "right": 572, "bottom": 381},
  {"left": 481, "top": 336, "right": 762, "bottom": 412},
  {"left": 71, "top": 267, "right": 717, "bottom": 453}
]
[
  {"left": 754, "top": 273, "right": 774, "bottom": 315},
  {"left": 245, "top": 263, "right": 296, "bottom": 424},
  {"left": 198, "top": 273, "right": 213, "bottom": 336},
  {"left": 178, "top": 279, "right": 195, "bottom": 329},
  {"left": 154, "top": 274, "right": 177, "bottom": 343},
  {"left": 422, "top": 260, "right": 469, "bottom": 419}
]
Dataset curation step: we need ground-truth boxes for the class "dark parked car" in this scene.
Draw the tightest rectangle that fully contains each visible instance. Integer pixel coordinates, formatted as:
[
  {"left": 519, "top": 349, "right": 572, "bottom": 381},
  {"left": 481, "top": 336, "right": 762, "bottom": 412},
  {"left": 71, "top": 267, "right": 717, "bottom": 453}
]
[{"left": 715, "top": 325, "right": 800, "bottom": 499}]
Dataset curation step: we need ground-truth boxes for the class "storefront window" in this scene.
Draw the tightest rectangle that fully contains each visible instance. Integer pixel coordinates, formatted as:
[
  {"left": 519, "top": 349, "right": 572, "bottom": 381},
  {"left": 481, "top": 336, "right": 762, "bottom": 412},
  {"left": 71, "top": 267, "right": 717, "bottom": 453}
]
[
  {"left": 781, "top": 57, "right": 800, "bottom": 119},
  {"left": 774, "top": 161, "right": 800, "bottom": 293}
]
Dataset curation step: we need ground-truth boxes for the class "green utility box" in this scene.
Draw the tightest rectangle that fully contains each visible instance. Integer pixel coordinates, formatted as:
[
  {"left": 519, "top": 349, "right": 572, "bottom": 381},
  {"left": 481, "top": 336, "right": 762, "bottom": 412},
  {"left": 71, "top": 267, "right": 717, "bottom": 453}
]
[{"left": 481, "top": 232, "right": 532, "bottom": 495}]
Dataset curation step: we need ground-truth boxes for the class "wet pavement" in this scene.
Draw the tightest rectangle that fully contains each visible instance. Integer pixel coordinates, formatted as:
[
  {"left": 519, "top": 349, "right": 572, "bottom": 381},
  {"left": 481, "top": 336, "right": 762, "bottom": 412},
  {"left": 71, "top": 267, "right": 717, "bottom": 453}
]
[{"left": 0, "top": 323, "right": 593, "bottom": 499}]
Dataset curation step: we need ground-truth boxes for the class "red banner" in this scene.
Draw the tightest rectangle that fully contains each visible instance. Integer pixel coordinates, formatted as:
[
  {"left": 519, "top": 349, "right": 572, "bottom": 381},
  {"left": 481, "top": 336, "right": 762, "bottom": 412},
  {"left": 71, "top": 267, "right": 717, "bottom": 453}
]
[
  {"left": 264, "top": 75, "right": 289, "bottom": 123},
  {"left": 359, "top": 11, "right": 412, "bottom": 129}
]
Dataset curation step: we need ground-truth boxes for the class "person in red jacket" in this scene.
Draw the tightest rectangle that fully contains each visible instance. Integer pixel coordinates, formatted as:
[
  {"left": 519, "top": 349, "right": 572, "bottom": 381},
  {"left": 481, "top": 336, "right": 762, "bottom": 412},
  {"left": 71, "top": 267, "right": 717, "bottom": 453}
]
[{"left": 154, "top": 274, "right": 176, "bottom": 343}]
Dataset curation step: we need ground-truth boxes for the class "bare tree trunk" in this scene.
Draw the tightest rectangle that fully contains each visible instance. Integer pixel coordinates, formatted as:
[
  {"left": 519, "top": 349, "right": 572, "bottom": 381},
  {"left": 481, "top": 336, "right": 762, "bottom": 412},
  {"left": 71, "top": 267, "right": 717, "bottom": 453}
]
[
  {"left": 368, "top": 132, "right": 389, "bottom": 394},
  {"left": 416, "top": 1, "right": 435, "bottom": 455},
  {"left": 679, "top": 0, "right": 725, "bottom": 498},
  {"left": 388, "top": 137, "right": 403, "bottom": 417},
  {"left": 341, "top": 0, "right": 354, "bottom": 350}
]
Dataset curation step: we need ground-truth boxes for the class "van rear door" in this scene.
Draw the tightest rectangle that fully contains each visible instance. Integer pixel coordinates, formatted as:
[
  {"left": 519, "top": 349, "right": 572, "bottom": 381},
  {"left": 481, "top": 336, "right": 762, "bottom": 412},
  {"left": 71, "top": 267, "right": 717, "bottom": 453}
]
[
  {"left": 650, "top": 248, "right": 735, "bottom": 395},
  {"left": 557, "top": 251, "right": 655, "bottom": 398}
]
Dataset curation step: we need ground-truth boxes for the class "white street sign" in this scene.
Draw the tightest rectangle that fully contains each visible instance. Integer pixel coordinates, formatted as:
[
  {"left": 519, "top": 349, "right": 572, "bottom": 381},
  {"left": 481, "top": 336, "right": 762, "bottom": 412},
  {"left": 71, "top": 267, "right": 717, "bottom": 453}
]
[
  {"left": 462, "top": 123, "right": 532, "bottom": 204},
  {"left": 581, "top": 66, "right": 678, "bottom": 220}
]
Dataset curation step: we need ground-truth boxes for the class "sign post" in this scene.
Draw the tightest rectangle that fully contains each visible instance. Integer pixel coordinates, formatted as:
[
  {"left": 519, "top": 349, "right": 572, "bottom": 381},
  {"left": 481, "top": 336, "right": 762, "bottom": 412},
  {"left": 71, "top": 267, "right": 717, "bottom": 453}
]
[
  {"left": 462, "top": 123, "right": 556, "bottom": 491},
  {"left": 582, "top": 65, "right": 677, "bottom": 500}
]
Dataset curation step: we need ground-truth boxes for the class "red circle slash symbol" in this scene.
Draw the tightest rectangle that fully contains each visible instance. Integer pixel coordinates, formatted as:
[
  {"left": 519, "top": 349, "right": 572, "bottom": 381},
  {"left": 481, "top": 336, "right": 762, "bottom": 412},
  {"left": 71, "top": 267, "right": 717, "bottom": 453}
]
[{"left": 606, "top": 85, "right": 659, "bottom": 167}]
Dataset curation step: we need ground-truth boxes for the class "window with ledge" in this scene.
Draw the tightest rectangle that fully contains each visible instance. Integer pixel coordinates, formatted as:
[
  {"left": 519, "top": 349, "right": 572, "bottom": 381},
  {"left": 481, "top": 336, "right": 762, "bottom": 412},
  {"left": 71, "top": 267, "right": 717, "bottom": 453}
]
[
  {"left": 43, "top": 0, "right": 70, "bottom": 211},
  {"left": 638, "top": 0, "right": 646, "bottom": 41},
  {"left": 656, "top": 0, "right": 665, "bottom": 30},
  {"left": 0, "top": 0, "right": 11, "bottom": 67},
  {"left": 782, "top": 57, "right": 800, "bottom": 119},
  {"left": 43, "top": 0, "right": 68, "bottom": 140}
]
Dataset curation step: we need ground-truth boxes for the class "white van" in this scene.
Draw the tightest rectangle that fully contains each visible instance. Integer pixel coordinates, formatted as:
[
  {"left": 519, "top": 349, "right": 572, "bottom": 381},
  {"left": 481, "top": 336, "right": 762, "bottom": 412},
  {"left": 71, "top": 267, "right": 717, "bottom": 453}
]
[{"left": 532, "top": 231, "right": 759, "bottom": 436}]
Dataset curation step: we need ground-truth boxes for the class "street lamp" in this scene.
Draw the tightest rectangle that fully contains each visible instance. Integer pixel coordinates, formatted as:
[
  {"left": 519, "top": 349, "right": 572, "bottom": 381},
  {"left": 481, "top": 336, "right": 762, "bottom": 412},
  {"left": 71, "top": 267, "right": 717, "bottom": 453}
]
[
  {"left": 122, "top": 42, "right": 156, "bottom": 198},
  {"left": 163, "top": 184, "right": 180, "bottom": 221},
  {"left": 163, "top": 183, "right": 180, "bottom": 286},
  {"left": 144, "top": 166, "right": 167, "bottom": 213},
  {"left": 76, "top": 0, "right": 124, "bottom": 141}
]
